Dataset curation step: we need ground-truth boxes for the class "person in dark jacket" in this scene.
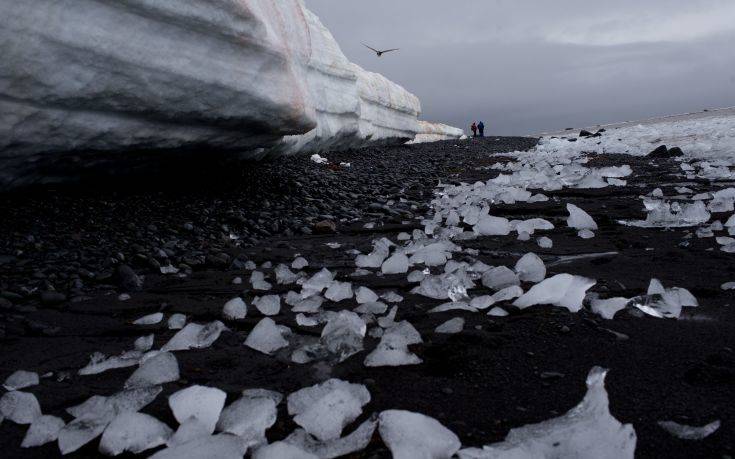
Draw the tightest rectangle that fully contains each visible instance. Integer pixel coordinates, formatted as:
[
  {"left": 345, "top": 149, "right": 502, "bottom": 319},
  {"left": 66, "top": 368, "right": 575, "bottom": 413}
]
[
  {"left": 471, "top": 122, "right": 477, "bottom": 137},
  {"left": 478, "top": 121, "right": 485, "bottom": 137}
]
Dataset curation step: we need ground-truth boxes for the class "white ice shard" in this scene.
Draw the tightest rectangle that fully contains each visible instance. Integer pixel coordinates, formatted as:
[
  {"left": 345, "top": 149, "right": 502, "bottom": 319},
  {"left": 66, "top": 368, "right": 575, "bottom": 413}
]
[
  {"left": 99, "top": 412, "right": 173, "bottom": 455},
  {"left": 169, "top": 385, "right": 227, "bottom": 434},
  {"left": 365, "top": 321, "right": 423, "bottom": 367},
  {"left": 657, "top": 420, "right": 720, "bottom": 440},
  {"left": 476, "top": 215, "right": 512, "bottom": 236},
  {"left": 458, "top": 367, "right": 636, "bottom": 459},
  {"left": 578, "top": 229, "right": 595, "bottom": 239},
  {"left": 355, "top": 287, "right": 379, "bottom": 304},
  {"left": 435, "top": 318, "right": 465, "bottom": 334},
  {"left": 275, "top": 264, "right": 301, "bottom": 285},
  {"left": 162, "top": 321, "right": 225, "bottom": 351},
  {"left": 537, "top": 237, "right": 553, "bottom": 248},
  {"left": 722, "top": 282, "right": 735, "bottom": 290},
  {"left": 79, "top": 351, "right": 141, "bottom": 376},
  {"left": 514, "top": 274, "right": 596, "bottom": 313},
  {"left": 167, "top": 417, "right": 211, "bottom": 448},
  {"left": 382, "top": 253, "right": 410, "bottom": 274},
  {"left": 482, "top": 267, "right": 520, "bottom": 291},
  {"left": 254, "top": 295, "right": 281, "bottom": 316},
  {"left": 22, "top": 415, "right": 65, "bottom": 448},
  {"left": 321, "top": 311, "right": 367, "bottom": 362},
  {"left": 253, "top": 442, "right": 318, "bottom": 459},
  {"left": 324, "top": 281, "right": 353, "bottom": 302},
  {"left": 429, "top": 302, "right": 477, "bottom": 313},
  {"left": 488, "top": 307, "right": 509, "bottom": 317},
  {"left": 470, "top": 296, "right": 495, "bottom": 310},
  {"left": 514, "top": 253, "right": 546, "bottom": 283},
  {"left": 591, "top": 298, "right": 629, "bottom": 320},
  {"left": 150, "top": 434, "right": 247, "bottom": 459},
  {"left": 245, "top": 318, "right": 290, "bottom": 355},
  {"left": 288, "top": 379, "right": 370, "bottom": 416},
  {"left": 284, "top": 417, "right": 378, "bottom": 459},
  {"left": 302, "top": 269, "right": 336, "bottom": 296},
  {"left": 223, "top": 297, "right": 247, "bottom": 320},
  {"left": 293, "top": 257, "right": 309, "bottom": 270},
  {"left": 134, "top": 334, "right": 155, "bottom": 352},
  {"left": 632, "top": 279, "right": 698, "bottom": 319},
  {"left": 379, "top": 410, "right": 461, "bottom": 459},
  {"left": 133, "top": 312, "right": 163, "bottom": 326},
  {"left": 0, "top": 391, "right": 41, "bottom": 424},
  {"left": 168, "top": 313, "right": 187, "bottom": 330},
  {"left": 566, "top": 204, "right": 598, "bottom": 230},
  {"left": 124, "top": 352, "right": 179, "bottom": 389},
  {"left": 3, "top": 370, "right": 39, "bottom": 391},
  {"left": 216, "top": 392, "right": 277, "bottom": 446},
  {"left": 381, "top": 291, "right": 404, "bottom": 303},
  {"left": 251, "top": 271, "right": 272, "bottom": 291}
]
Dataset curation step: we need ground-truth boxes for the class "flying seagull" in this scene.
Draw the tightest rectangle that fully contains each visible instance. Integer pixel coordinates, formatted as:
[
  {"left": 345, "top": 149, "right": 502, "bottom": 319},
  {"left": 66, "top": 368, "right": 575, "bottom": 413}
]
[{"left": 362, "top": 43, "right": 399, "bottom": 57}]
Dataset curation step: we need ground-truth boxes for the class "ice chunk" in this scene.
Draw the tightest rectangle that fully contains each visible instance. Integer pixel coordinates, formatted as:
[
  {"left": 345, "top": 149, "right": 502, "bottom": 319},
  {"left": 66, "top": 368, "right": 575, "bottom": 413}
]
[
  {"left": 324, "top": 281, "right": 353, "bottom": 302},
  {"left": 99, "top": 412, "right": 173, "bottom": 455},
  {"left": 168, "top": 313, "right": 187, "bottom": 330},
  {"left": 223, "top": 297, "right": 247, "bottom": 320},
  {"left": 356, "top": 287, "right": 379, "bottom": 304},
  {"left": 253, "top": 442, "right": 317, "bottom": 459},
  {"left": 514, "top": 274, "right": 596, "bottom": 313},
  {"left": 284, "top": 417, "right": 377, "bottom": 459},
  {"left": 364, "top": 321, "right": 423, "bottom": 367},
  {"left": 67, "top": 386, "right": 162, "bottom": 420},
  {"left": 167, "top": 417, "right": 210, "bottom": 448},
  {"left": 491, "top": 286, "right": 524, "bottom": 304},
  {"left": 169, "top": 386, "right": 226, "bottom": 434},
  {"left": 488, "top": 307, "right": 509, "bottom": 317},
  {"left": 476, "top": 216, "right": 512, "bottom": 236},
  {"left": 150, "top": 434, "right": 247, "bottom": 459},
  {"left": 407, "top": 270, "right": 427, "bottom": 283},
  {"left": 133, "top": 312, "right": 163, "bottom": 325},
  {"left": 591, "top": 298, "right": 629, "bottom": 320},
  {"left": 354, "top": 301, "right": 388, "bottom": 315},
  {"left": 0, "top": 391, "right": 41, "bottom": 424},
  {"left": 134, "top": 334, "right": 155, "bottom": 352},
  {"left": 632, "top": 279, "right": 698, "bottom": 319},
  {"left": 216, "top": 393, "right": 277, "bottom": 446},
  {"left": 59, "top": 415, "right": 111, "bottom": 454},
  {"left": 21, "top": 415, "right": 65, "bottom": 448},
  {"left": 381, "top": 291, "right": 404, "bottom": 303},
  {"left": 3, "top": 370, "right": 39, "bottom": 391},
  {"left": 428, "top": 302, "right": 476, "bottom": 313},
  {"left": 471, "top": 295, "right": 495, "bottom": 310},
  {"left": 245, "top": 318, "right": 290, "bottom": 354},
  {"left": 125, "top": 352, "right": 179, "bottom": 389},
  {"left": 515, "top": 253, "right": 546, "bottom": 283},
  {"left": 458, "top": 367, "right": 636, "bottom": 459},
  {"left": 567, "top": 204, "right": 598, "bottom": 230},
  {"left": 382, "top": 253, "right": 410, "bottom": 274},
  {"left": 379, "top": 410, "right": 461, "bottom": 459},
  {"left": 275, "top": 264, "right": 300, "bottom": 285},
  {"left": 378, "top": 306, "right": 398, "bottom": 329},
  {"left": 162, "top": 321, "right": 225, "bottom": 351},
  {"left": 722, "top": 282, "right": 735, "bottom": 290},
  {"left": 321, "top": 311, "right": 366, "bottom": 362},
  {"left": 293, "top": 257, "right": 309, "bottom": 270},
  {"left": 435, "top": 318, "right": 465, "bottom": 334},
  {"left": 578, "top": 229, "right": 596, "bottom": 239},
  {"left": 482, "top": 266, "right": 520, "bottom": 291},
  {"left": 79, "top": 351, "right": 141, "bottom": 376},
  {"left": 251, "top": 271, "right": 272, "bottom": 291},
  {"left": 288, "top": 379, "right": 370, "bottom": 418},
  {"left": 292, "top": 295, "right": 325, "bottom": 313},
  {"left": 537, "top": 237, "right": 553, "bottom": 248},
  {"left": 657, "top": 420, "right": 720, "bottom": 440},
  {"left": 302, "top": 269, "right": 336, "bottom": 295},
  {"left": 293, "top": 389, "right": 364, "bottom": 441},
  {"left": 254, "top": 295, "right": 281, "bottom": 316}
]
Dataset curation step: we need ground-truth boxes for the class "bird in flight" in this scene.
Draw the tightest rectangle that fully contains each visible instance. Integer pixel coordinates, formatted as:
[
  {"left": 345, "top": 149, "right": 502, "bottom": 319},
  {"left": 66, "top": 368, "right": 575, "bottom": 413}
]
[{"left": 362, "top": 43, "right": 399, "bottom": 57}]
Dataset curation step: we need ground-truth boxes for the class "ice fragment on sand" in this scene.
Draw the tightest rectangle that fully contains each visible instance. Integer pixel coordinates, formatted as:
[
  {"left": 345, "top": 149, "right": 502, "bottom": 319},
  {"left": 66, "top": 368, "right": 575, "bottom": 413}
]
[
  {"left": 379, "top": 410, "right": 461, "bottom": 459},
  {"left": 470, "top": 296, "right": 495, "bottom": 310},
  {"left": 321, "top": 311, "right": 366, "bottom": 362},
  {"left": 722, "top": 282, "right": 735, "bottom": 290},
  {"left": 293, "top": 257, "right": 309, "bottom": 270},
  {"left": 457, "top": 367, "right": 636, "bottom": 459},
  {"left": 491, "top": 286, "right": 524, "bottom": 304},
  {"left": 514, "top": 253, "right": 546, "bottom": 283},
  {"left": 407, "top": 270, "right": 426, "bottom": 283},
  {"left": 275, "top": 264, "right": 300, "bottom": 284},
  {"left": 22, "top": 415, "right": 65, "bottom": 448},
  {"left": 566, "top": 204, "right": 598, "bottom": 230},
  {"left": 381, "top": 291, "right": 404, "bottom": 303},
  {"left": 125, "top": 352, "right": 179, "bottom": 389},
  {"left": 223, "top": 297, "right": 247, "bottom": 320},
  {"left": 475, "top": 215, "right": 512, "bottom": 236},
  {"left": 79, "top": 351, "right": 140, "bottom": 376},
  {"left": 162, "top": 321, "right": 225, "bottom": 351},
  {"left": 133, "top": 312, "right": 163, "bottom": 325},
  {"left": 168, "top": 313, "right": 187, "bottom": 329},
  {"left": 514, "top": 274, "right": 596, "bottom": 313},
  {"left": 251, "top": 271, "right": 272, "bottom": 291},
  {"left": 167, "top": 417, "right": 210, "bottom": 447},
  {"left": 435, "top": 318, "right": 465, "bottom": 334},
  {"left": 150, "top": 434, "right": 247, "bottom": 459},
  {"left": 216, "top": 392, "right": 277, "bottom": 445},
  {"left": 0, "top": 391, "right": 41, "bottom": 424},
  {"left": 169, "top": 386, "right": 226, "bottom": 434},
  {"left": 254, "top": 295, "right": 281, "bottom": 316},
  {"left": 134, "top": 334, "right": 154, "bottom": 352},
  {"left": 488, "top": 307, "right": 509, "bottom": 317},
  {"left": 657, "top": 420, "right": 720, "bottom": 440},
  {"left": 3, "top": 370, "right": 39, "bottom": 391},
  {"left": 302, "top": 269, "right": 336, "bottom": 295},
  {"left": 632, "top": 279, "right": 698, "bottom": 319},
  {"left": 591, "top": 298, "right": 629, "bottom": 320},
  {"left": 382, "top": 253, "right": 410, "bottom": 274},
  {"left": 253, "top": 441, "right": 317, "bottom": 459},
  {"left": 365, "top": 321, "right": 422, "bottom": 367},
  {"left": 578, "top": 229, "right": 595, "bottom": 239},
  {"left": 284, "top": 416, "right": 377, "bottom": 459},
  {"left": 537, "top": 236, "right": 553, "bottom": 248},
  {"left": 429, "top": 302, "right": 476, "bottom": 313},
  {"left": 245, "top": 318, "right": 290, "bottom": 354},
  {"left": 99, "top": 412, "right": 172, "bottom": 455},
  {"left": 324, "top": 281, "right": 353, "bottom": 302},
  {"left": 482, "top": 267, "right": 520, "bottom": 291},
  {"left": 355, "top": 286, "right": 379, "bottom": 304}
]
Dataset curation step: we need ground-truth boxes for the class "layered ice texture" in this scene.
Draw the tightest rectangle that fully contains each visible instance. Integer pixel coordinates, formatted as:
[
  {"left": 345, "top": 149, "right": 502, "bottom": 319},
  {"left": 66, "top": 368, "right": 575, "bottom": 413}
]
[{"left": 0, "top": 0, "right": 461, "bottom": 187}]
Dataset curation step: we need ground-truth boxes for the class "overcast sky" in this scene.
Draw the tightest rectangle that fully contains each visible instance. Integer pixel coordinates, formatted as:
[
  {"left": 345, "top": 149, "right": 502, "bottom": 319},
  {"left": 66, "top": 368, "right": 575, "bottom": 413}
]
[{"left": 308, "top": 0, "right": 735, "bottom": 135}]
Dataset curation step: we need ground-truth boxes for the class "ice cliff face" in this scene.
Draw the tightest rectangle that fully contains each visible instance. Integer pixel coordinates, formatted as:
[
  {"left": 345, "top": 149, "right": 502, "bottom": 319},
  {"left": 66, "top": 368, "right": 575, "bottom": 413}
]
[
  {"left": 410, "top": 121, "right": 466, "bottom": 144},
  {"left": 0, "top": 0, "right": 458, "bottom": 187}
]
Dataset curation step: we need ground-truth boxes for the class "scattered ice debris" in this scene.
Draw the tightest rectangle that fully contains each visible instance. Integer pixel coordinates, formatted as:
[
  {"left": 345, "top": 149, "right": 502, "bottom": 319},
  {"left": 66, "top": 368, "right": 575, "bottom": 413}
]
[
  {"left": 162, "top": 321, "right": 225, "bottom": 351},
  {"left": 79, "top": 351, "right": 140, "bottom": 376},
  {"left": 253, "top": 441, "right": 317, "bottom": 459},
  {"left": 0, "top": 391, "right": 41, "bottom": 424},
  {"left": 160, "top": 264, "right": 179, "bottom": 275},
  {"left": 321, "top": 311, "right": 366, "bottom": 362},
  {"left": 275, "top": 264, "right": 300, "bottom": 284},
  {"left": 356, "top": 286, "right": 379, "bottom": 304},
  {"left": 458, "top": 367, "right": 636, "bottom": 459},
  {"left": 514, "top": 274, "right": 596, "bottom": 313},
  {"left": 99, "top": 412, "right": 173, "bottom": 455},
  {"left": 382, "top": 253, "right": 409, "bottom": 274},
  {"left": 488, "top": 307, "right": 509, "bottom": 317},
  {"left": 134, "top": 334, "right": 155, "bottom": 352},
  {"left": 223, "top": 297, "right": 247, "bottom": 320},
  {"left": 3, "top": 370, "right": 39, "bottom": 391},
  {"left": 325, "top": 281, "right": 353, "bottom": 302},
  {"left": 365, "top": 321, "right": 422, "bottom": 367},
  {"left": 124, "top": 352, "right": 179, "bottom": 389},
  {"left": 216, "top": 391, "right": 278, "bottom": 446},
  {"left": 379, "top": 410, "right": 461, "bottom": 459},
  {"left": 251, "top": 271, "right": 272, "bottom": 291},
  {"left": 168, "top": 313, "right": 187, "bottom": 330},
  {"left": 657, "top": 420, "right": 720, "bottom": 440},
  {"left": 722, "top": 282, "right": 735, "bottom": 290},
  {"left": 537, "top": 236, "right": 553, "bottom": 248},
  {"left": 245, "top": 318, "right": 290, "bottom": 354},
  {"left": 302, "top": 268, "right": 336, "bottom": 296},
  {"left": 311, "top": 153, "right": 329, "bottom": 164},
  {"left": 150, "top": 434, "right": 247, "bottom": 459},
  {"left": 133, "top": 312, "right": 163, "bottom": 325},
  {"left": 482, "top": 266, "right": 520, "bottom": 291},
  {"left": 476, "top": 215, "right": 512, "bottom": 236},
  {"left": 429, "top": 301, "right": 476, "bottom": 313},
  {"left": 515, "top": 253, "right": 546, "bottom": 283},
  {"left": 21, "top": 415, "right": 65, "bottom": 448},
  {"left": 591, "top": 298, "right": 630, "bottom": 320},
  {"left": 284, "top": 416, "right": 378, "bottom": 459},
  {"left": 381, "top": 291, "right": 404, "bottom": 303},
  {"left": 169, "top": 385, "right": 227, "bottom": 434},
  {"left": 435, "top": 318, "right": 465, "bottom": 334},
  {"left": 253, "top": 295, "right": 281, "bottom": 316},
  {"left": 567, "top": 204, "right": 598, "bottom": 231},
  {"left": 631, "top": 279, "right": 698, "bottom": 319},
  {"left": 622, "top": 199, "right": 711, "bottom": 228}
]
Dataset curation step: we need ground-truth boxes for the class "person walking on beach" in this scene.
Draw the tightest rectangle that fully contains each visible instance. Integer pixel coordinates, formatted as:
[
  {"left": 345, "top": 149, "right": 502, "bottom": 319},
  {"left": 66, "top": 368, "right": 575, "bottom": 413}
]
[
  {"left": 478, "top": 121, "right": 485, "bottom": 137},
  {"left": 471, "top": 122, "right": 477, "bottom": 138}
]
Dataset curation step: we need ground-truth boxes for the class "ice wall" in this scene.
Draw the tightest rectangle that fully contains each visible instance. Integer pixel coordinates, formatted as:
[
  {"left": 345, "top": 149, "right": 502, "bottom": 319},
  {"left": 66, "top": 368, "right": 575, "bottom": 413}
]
[
  {"left": 409, "top": 121, "right": 466, "bottom": 144},
  {"left": 0, "top": 0, "right": 454, "bottom": 187}
]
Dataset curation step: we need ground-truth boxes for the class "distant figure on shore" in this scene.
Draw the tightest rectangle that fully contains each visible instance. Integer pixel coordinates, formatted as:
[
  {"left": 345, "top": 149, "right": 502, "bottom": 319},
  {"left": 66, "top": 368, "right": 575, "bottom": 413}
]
[
  {"left": 478, "top": 121, "right": 485, "bottom": 137},
  {"left": 471, "top": 122, "right": 478, "bottom": 137}
]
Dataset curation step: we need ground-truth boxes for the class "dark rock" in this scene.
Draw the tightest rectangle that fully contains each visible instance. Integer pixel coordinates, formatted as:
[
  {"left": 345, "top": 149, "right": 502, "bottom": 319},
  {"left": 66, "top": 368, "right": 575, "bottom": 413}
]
[
  {"left": 40, "top": 291, "right": 66, "bottom": 305},
  {"left": 313, "top": 220, "right": 337, "bottom": 234},
  {"left": 648, "top": 145, "right": 677, "bottom": 158},
  {"left": 116, "top": 264, "right": 143, "bottom": 291},
  {"left": 579, "top": 130, "right": 594, "bottom": 137}
]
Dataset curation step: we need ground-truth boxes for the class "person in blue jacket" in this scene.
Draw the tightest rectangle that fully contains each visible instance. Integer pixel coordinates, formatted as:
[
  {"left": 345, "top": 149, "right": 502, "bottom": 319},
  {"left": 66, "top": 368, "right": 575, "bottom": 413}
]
[{"left": 478, "top": 121, "right": 485, "bottom": 137}]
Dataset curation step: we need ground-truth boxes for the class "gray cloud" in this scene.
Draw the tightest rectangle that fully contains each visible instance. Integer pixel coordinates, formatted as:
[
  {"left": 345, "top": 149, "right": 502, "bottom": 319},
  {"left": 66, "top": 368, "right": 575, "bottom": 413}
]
[{"left": 307, "top": 0, "right": 735, "bottom": 135}]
